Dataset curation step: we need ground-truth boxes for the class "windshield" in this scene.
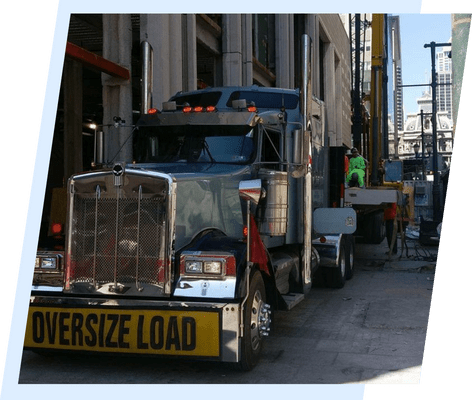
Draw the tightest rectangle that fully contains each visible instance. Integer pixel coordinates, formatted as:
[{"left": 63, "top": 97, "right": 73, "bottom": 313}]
[{"left": 134, "top": 125, "right": 256, "bottom": 164}]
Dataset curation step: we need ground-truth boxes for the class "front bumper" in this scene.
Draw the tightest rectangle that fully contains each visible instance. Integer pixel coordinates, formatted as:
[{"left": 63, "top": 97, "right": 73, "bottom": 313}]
[{"left": 25, "top": 294, "right": 241, "bottom": 362}]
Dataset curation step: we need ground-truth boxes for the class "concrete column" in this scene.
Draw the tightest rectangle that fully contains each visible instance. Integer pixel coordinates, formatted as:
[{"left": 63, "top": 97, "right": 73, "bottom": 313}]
[
  {"left": 169, "top": 15, "right": 183, "bottom": 97},
  {"left": 183, "top": 14, "right": 197, "bottom": 92},
  {"left": 63, "top": 59, "right": 83, "bottom": 177},
  {"left": 141, "top": 14, "right": 183, "bottom": 111},
  {"left": 102, "top": 14, "right": 133, "bottom": 163},
  {"left": 241, "top": 14, "right": 253, "bottom": 86},
  {"left": 312, "top": 16, "right": 321, "bottom": 98},
  {"left": 222, "top": 14, "right": 242, "bottom": 86},
  {"left": 334, "top": 55, "right": 342, "bottom": 146},
  {"left": 325, "top": 43, "right": 337, "bottom": 146},
  {"left": 275, "top": 14, "right": 294, "bottom": 88}
]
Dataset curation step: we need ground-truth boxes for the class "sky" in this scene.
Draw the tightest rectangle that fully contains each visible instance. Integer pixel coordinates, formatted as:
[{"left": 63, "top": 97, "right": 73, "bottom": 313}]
[{"left": 398, "top": 14, "right": 452, "bottom": 117}]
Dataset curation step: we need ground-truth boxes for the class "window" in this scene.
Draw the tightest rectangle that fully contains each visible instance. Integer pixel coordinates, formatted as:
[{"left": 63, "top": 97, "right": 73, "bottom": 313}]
[
  {"left": 227, "top": 91, "right": 299, "bottom": 109},
  {"left": 134, "top": 125, "right": 256, "bottom": 164},
  {"left": 260, "top": 126, "right": 283, "bottom": 170}
]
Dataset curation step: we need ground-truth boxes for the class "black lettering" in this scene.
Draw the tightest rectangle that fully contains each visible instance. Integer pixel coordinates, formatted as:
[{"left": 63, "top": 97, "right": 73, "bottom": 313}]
[
  {"left": 118, "top": 315, "right": 131, "bottom": 348},
  {"left": 150, "top": 316, "right": 164, "bottom": 350},
  {"left": 137, "top": 315, "right": 148, "bottom": 349},
  {"left": 59, "top": 312, "right": 70, "bottom": 345},
  {"left": 45, "top": 312, "right": 58, "bottom": 344},
  {"left": 71, "top": 313, "right": 84, "bottom": 346},
  {"left": 105, "top": 314, "right": 119, "bottom": 348},
  {"left": 165, "top": 316, "right": 181, "bottom": 351},
  {"left": 85, "top": 314, "right": 98, "bottom": 347},
  {"left": 32, "top": 312, "right": 44, "bottom": 344},
  {"left": 182, "top": 317, "right": 196, "bottom": 351},
  {"left": 99, "top": 314, "right": 106, "bottom": 347}
]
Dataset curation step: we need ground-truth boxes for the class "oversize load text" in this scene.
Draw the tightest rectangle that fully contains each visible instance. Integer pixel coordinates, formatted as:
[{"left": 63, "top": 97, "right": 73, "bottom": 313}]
[{"left": 25, "top": 308, "right": 220, "bottom": 356}]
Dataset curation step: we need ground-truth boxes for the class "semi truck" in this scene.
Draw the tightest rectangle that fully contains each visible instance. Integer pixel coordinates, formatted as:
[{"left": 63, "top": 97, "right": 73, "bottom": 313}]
[{"left": 26, "top": 35, "right": 374, "bottom": 370}]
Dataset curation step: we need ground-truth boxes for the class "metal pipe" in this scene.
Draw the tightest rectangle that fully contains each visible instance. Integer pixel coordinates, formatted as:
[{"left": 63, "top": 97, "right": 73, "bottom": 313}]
[
  {"left": 136, "top": 185, "right": 142, "bottom": 291},
  {"left": 93, "top": 185, "right": 100, "bottom": 288},
  {"left": 420, "top": 110, "right": 426, "bottom": 179},
  {"left": 114, "top": 189, "right": 120, "bottom": 289},
  {"left": 371, "top": 66, "right": 380, "bottom": 185},
  {"left": 141, "top": 41, "right": 153, "bottom": 114},
  {"left": 352, "top": 14, "right": 362, "bottom": 147},
  {"left": 300, "top": 34, "right": 313, "bottom": 290},
  {"left": 425, "top": 41, "right": 450, "bottom": 221},
  {"left": 94, "top": 130, "right": 104, "bottom": 165},
  {"left": 240, "top": 199, "right": 252, "bottom": 337}
]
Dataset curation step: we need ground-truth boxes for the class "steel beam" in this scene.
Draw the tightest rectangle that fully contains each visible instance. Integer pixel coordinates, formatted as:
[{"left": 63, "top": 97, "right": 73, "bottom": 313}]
[{"left": 66, "top": 41, "right": 130, "bottom": 80}]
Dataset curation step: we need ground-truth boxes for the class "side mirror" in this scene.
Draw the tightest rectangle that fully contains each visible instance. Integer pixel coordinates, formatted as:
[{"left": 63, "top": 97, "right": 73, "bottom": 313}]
[{"left": 239, "top": 179, "right": 263, "bottom": 205}]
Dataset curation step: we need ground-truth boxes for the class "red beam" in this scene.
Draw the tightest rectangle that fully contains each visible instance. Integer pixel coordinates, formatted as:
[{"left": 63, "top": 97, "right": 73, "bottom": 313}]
[{"left": 66, "top": 41, "right": 130, "bottom": 80}]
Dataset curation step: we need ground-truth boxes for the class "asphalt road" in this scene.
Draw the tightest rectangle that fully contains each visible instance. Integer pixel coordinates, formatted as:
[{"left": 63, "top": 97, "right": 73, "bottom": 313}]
[{"left": 18, "top": 240, "right": 436, "bottom": 385}]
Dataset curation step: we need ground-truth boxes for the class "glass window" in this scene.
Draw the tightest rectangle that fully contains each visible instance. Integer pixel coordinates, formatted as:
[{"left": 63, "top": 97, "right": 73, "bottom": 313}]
[
  {"left": 134, "top": 125, "right": 256, "bottom": 164},
  {"left": 227, "top": 91, "right": 299, "bottom": 109}
]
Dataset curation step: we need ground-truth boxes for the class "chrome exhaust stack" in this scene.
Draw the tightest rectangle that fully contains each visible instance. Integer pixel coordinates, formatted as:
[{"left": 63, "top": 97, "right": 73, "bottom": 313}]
[
  {"left": 141, "top": 41, "right": 153, "bottom": 114},
  {"left": 300, "top": 34, "right": 313, "bottom": 291}
]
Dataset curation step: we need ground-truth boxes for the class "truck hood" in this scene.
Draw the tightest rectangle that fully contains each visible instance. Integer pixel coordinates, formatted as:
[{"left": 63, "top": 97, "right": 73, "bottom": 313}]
[{"left": 128, "top": 162, "right": 252, "bottom": 250}]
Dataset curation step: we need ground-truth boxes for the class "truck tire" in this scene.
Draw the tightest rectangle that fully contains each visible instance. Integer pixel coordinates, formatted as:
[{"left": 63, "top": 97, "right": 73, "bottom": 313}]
[
  {"left": 345, "top": 236, "right": 355, "bottom": 280},
  {"left": 238, "top": 270, "right": 269, "bottom": 371},
  {"left": 365, "top": 211, "right": 386, "bottom": 244},
  {"left": 324, "top": 239, "right": 346, "bottom": 289}
]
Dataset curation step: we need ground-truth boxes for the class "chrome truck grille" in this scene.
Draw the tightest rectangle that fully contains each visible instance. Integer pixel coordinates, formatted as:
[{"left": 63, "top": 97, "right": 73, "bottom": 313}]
[{"left": 65, "top": 168, "right": 174, "bottom": 296}]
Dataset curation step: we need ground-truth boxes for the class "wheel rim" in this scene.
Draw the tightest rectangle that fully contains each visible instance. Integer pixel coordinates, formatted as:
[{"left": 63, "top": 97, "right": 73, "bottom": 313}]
[
  {"left": 249, "top": 289, "right": 270, "bottom": 351},
  {"left": 349, "top": 243, "right": 354, "bottom": 269},
  {"left": 340, "top": 246, "right": 346, "bottom": 277}
]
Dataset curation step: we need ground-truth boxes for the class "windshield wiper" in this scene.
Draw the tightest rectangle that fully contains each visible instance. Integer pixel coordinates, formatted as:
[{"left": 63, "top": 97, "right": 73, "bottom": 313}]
[{"left": 202, "top": 139, "right": 216, "bottom": 163}]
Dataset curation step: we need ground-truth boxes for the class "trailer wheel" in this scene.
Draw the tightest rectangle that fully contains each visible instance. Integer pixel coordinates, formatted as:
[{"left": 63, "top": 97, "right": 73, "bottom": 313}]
[
  {"left": 345, "top": 236, "right": 355, "bottom": 280},
  {"left": 238, "top": 270, "right": 269, "bottom": 371},
  {"left": 325, "top": 239, "right": 346, "bottom": 289}
]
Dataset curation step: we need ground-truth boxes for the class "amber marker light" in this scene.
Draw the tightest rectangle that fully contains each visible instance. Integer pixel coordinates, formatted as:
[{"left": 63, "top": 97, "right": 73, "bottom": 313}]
[
  {"left": 148, "top": 108, "right": 158, "bottom": 114},
  {"left": 206, "top": 105, "right": 216, "bottom": 112},
  {"left": 183, "top": 106, "right": 192, "bottom": 113}
]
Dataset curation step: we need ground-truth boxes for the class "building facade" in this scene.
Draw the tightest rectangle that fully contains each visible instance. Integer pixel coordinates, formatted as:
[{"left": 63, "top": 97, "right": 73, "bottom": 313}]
[
  {"left": 436, "top": 41, "right": 453, "bottom": 120},
  {"left": 69, "top": 14, "right": 353, "bottom": 165},
  {"left": 390, "top": 91, "right": 453, "bottom": 170},
  {"left": 39, "top": 14, "right": 353, "bottom": 245}
]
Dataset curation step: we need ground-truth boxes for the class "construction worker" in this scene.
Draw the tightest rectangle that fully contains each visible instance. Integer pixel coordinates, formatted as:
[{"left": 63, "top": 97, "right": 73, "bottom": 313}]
[{"left": 347, "top": 147, "right": 366, "bottom": 187}]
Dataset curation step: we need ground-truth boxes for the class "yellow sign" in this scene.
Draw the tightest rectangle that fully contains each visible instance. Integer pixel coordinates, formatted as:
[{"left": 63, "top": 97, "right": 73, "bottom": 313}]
[{"left": 24, "top": 306, "right": 221, "bottom": 358}]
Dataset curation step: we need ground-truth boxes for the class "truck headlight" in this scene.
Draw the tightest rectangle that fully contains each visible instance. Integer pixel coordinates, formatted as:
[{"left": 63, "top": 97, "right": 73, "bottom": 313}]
[
  {"left": 38, "top": 257, "right": 57, "bottom": 269},
  {"left": 35, "top": 252, "right": 63, "bottom": 270},
  {"left": 185, "top": 260, "right": 203, "bottom": 274},
  {"left": 180, "top": 252, "right": 236, "bottom": 278},
  {"left": 203, "top": 261, "right": 222, "bottom": 274}
]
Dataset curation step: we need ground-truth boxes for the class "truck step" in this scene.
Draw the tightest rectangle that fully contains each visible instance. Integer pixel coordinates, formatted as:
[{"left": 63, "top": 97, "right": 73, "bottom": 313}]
[{"left": 281, "top": 293, "right": 305, "bottom": 310}]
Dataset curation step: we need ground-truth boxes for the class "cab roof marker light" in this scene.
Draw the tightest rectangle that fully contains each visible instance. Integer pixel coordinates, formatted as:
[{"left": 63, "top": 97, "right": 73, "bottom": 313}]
[
  {"left": 206, "top": 105, "right": 216, "bottom": 112},
  {"left": 183, "top": 106, "right": 192, "bottom": 113},
  {"left": 194, "top": 106, "right": 203, "bottom": 113},
  {"left": 148, "top": 108, "right": 159, "bottom": 114}
]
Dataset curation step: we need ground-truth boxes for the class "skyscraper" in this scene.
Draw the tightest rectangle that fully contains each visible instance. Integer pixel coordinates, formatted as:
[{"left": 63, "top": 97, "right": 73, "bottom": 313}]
[
  {"left": 436, "top": 41, "right": 453, "bottom": 119},
  {"left": 389, "top": 16, "right": 404, "bottom": 132}
]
